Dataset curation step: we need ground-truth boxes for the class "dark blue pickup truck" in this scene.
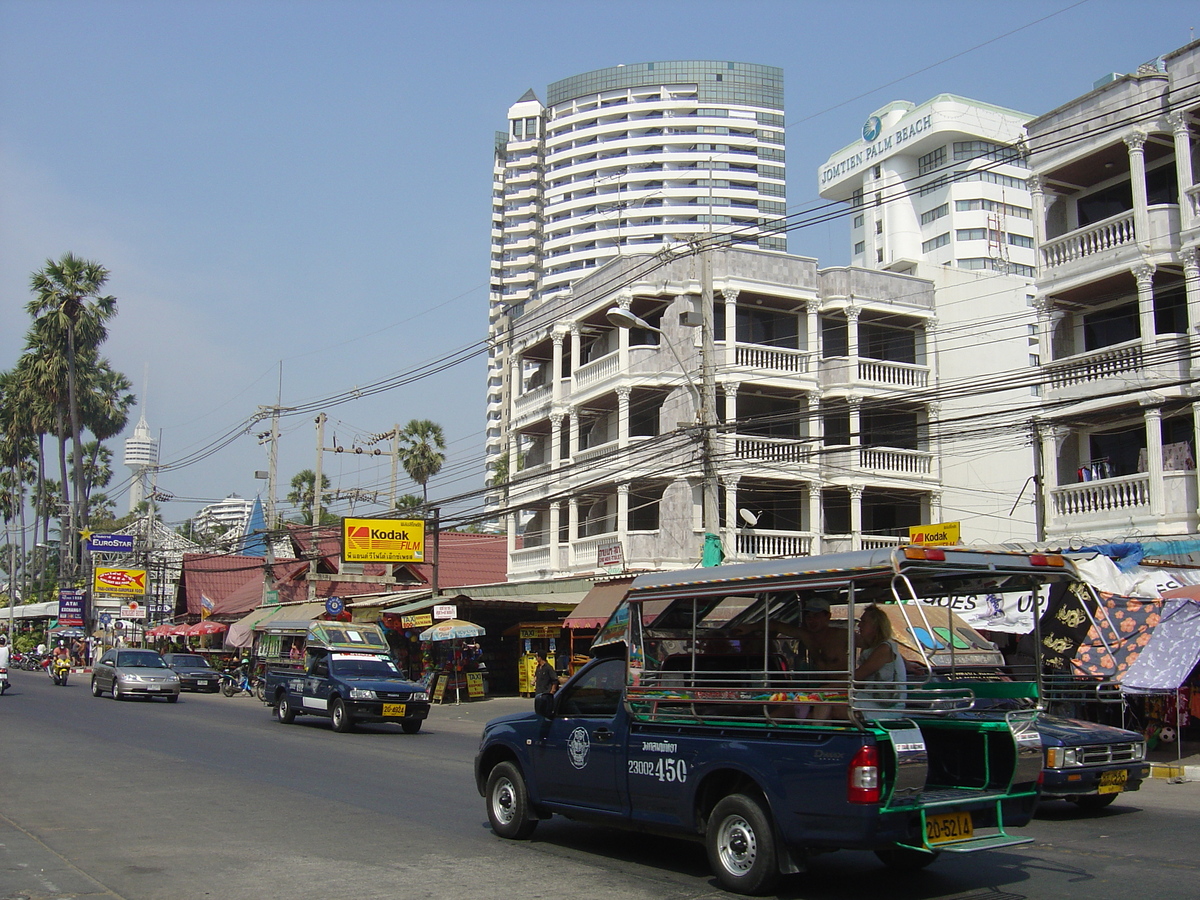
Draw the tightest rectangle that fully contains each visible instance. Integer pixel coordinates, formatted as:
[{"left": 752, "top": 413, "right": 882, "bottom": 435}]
[
  {"left": 264, "top": 621, "right": 430, "bottom": 734},
  {"left": 1037, "top": 715, "right": 1149, "bottom": 810},
  {"left": 476, "top": 548, "right": 1068, "bottom": 894}
]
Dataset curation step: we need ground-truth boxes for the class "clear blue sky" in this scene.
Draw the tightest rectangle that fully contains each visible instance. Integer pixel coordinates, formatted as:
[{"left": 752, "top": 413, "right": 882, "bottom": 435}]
[{"left": 1, "top": 0, "right": 1195, "bottom": 527}]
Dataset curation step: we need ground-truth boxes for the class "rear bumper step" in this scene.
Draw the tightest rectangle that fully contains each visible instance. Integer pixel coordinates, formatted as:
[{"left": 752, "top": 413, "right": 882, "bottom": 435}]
[{"left": 938, "top": 834, "right": 1034, "bottom": 853}]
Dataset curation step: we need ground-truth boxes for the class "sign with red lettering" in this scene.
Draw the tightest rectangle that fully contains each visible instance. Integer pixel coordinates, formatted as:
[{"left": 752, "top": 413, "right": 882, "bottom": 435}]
[{"left": 342, "top": 517, "right": 425, "bottom": 562}]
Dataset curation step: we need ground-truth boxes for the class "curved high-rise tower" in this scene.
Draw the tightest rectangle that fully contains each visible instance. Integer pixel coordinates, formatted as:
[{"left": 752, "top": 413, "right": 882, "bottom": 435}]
[
  {"left": 123, "top": 412, "right": 158, "bottom": 514},
  {"left": 486, "top": 61, "right": 787, "bottom": 510}
]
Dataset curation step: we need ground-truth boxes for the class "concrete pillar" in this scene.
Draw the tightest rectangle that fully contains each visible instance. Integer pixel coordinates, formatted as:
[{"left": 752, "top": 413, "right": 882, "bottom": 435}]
[
  {"left": 723, "top": 288, "right": 739, "bottom": 370},
  {"left": 1183, "top": 249, "right": 1200, "bottom": 336},
  {"left": 570, "top": 324, "right": 582, "bottom": 377},
  {"left": 1143, "top": 403, "right": 1165, "bottom": 520},
  {"left": 550, "top": 414, "right": 563, "bottom": 471},
  {"left": 724, "top": 382, "right": 738, "bottom": 463},
  {"left": 1168, "top": 112, "right": 1195, "bottom": 232},
  {"left": 617, "top": 483, "right": 629, "bottom": 547},
  {"left": 568, "top": 498, "right": 579, "bottom": 567},
  {"left": 1134, "top": 263, "right": 1156, "bottom": 345},
  {"left": 846, "top": 303, "right": 861, "bottom": 361},
  {"left": 569, "top": 408, "right": 580, "bottom": 460},
  {"left": 1028, "top": 174, "right": 1047, "bottom": 270},
  {"left": 548, "top": 502, "right": 561, "bottom": 572},
  {"left": 848, "top": 396, "right": 862, "bottom": 449},
  {"left": 615, "top": 291, "right": 632, "bottom": 374},
  {"left": 1124, "top": 131, "right": 1150, "bottom": 245},
  {"left": 724, "top": 475, "right": 741, "bottom": 559},
  {"left": 551, "top": 331, "right": 565, "bottom": 404},
  {"left": 849, "top": 484, "right": 864, "bottom": 551},
  {"left": 617, "top": 387, "right": 631, "bottom": 450},
  {"left": 808, "top": 484, "right": 821, "bottom": 555},
  {"left": 806, "top": 299, "right": 821, "bottom": 372}
]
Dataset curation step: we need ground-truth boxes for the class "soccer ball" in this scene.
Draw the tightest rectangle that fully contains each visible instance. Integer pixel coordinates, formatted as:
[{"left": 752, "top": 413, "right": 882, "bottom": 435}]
[{"left": 1157, "top": 726, "right": 1177, "bottom": 744}]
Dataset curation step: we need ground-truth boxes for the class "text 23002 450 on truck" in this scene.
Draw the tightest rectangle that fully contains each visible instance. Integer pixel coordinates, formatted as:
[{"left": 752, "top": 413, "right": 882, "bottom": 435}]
[{"left": 476, "top": 547, "right": 1108, "bottom": 895}]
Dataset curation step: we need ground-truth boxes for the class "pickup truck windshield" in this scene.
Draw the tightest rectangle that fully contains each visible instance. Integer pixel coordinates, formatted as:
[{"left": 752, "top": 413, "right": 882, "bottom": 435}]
[{"left": 331, "top": 656, "right": 401, "bottom": 678}]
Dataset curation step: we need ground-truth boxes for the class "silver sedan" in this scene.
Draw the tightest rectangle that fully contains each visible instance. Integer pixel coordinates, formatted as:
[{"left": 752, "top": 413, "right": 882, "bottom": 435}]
[{"left": 91, "top": 649, "right": 181, "bottom": 702}]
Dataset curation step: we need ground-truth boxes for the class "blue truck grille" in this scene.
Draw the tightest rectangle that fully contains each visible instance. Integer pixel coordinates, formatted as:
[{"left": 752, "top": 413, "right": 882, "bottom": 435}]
[{"left": 1079, "top": 743, "right": 1142, "bottom": 765}]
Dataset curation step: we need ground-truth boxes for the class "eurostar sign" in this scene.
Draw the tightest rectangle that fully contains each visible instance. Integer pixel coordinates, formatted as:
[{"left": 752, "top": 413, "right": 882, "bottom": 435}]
[{"left": 342, "top": 517, "right": 425, "bottom": 563}]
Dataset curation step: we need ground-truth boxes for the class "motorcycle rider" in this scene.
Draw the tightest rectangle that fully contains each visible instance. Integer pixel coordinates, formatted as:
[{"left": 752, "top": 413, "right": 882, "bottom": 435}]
[{"left": 0, "top": 635, "right": 11, "bottom": 694}]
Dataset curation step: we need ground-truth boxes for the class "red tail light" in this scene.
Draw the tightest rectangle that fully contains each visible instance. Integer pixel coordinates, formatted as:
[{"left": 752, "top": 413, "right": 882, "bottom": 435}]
[{"left": 848, "top": 744, "right": 881, "bottom": 804}]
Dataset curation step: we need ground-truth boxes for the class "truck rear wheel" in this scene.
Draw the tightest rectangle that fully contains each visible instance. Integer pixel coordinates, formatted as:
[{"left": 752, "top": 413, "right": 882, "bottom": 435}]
[
  {"left": 330, "top": 698, "right": 354, "bottom": 733},
  {"left": 875, "top": 844, "right": 940, "bottom": 871},
  {"left": 486, "top": 761, "right": 538, "bottom": 839},
  {"left": 706, "top": 794, "right": 779, "bottom": 895},
  {"left": 276, "top": 693, "right": 296, "bottom": 724}
]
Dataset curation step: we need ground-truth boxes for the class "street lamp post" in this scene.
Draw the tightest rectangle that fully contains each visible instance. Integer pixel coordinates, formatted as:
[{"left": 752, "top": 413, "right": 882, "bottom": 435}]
[{"left": 606, "top": 305, "right": 722, "bottom": 564}]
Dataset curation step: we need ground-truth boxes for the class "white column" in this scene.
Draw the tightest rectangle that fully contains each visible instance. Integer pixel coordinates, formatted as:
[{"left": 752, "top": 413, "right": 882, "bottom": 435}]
[
  {"left": 849, "top": 484, "right": 864, "bottom": 552},
  {"left": 1035, "top": 295, "right": 1055, "bottom": 363},
  {"left": 548, "top": 502, "right": 561, "bottom": 573},
  {"left": 568, "top": 407, "right": 580, "bottom": 460},
  {"left": 724, "top": 475, "right": 741, "bottom": 559},
  {"left": 567, "top": 498, "right": 579, "bottom": 569},
  {"left": 1125, "top": 131, "right": 1150, "bottom": 245},
  {"left": 723, "top": 288, "right": 739, "bottom": 370},
  {"left": 550, "top": 414, "right": 563, "bottom": 471},
  {"left": 570, "top": 324, "right": 582, "bottom": 378},
  {"left": 1134, "top": 263, "right": 1156, "bottom": 346},
  {"left": 846, "top": 303, "right": 861, "bottom": 362},
  {"left": 806, "top": 299, "right": 821, "bottom": 364},
  {"left": 724, "top": 382, "right": 738, "bottom": 464},
  {"left": 615, "top": 292, "right": 632, "bottom": 374},
  {"left": 1028, "top": 174, "right": 1048, "bottom": 270},
  {"left": 1143, "top": 403, "right": 1165, "bottom": 520},
  {"left": 617, "top": 387, "right": 631, "bottom": 449},
  {"left": 551, "top": 331, "right": 565, "bottom": 404},
  {"left": 617, "top": 483, "right": 630, "bottom": 549},
  {"left": 1183, "top": 249, "right": 1200, "bottom": 335},
  {"left": 808, "top": 484, "right": 821, "bottom": 555},
  {"left": 506, "top": 511, "right": 517, "bottom": 564},
  {"left": 929, "top": 490, "right": 943, "bottom": 525},
  {"left": 848, "top": 396, "right": 862, "bottom": 450},
  {"left": 1168, "top": 112, "right": 1195, "bottom": 232}
]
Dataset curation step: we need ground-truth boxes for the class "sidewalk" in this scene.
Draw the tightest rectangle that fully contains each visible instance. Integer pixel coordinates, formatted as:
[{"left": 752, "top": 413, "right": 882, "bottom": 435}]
[{"left": 1148, "top": 738, "right": 1200, "bottom": 781}]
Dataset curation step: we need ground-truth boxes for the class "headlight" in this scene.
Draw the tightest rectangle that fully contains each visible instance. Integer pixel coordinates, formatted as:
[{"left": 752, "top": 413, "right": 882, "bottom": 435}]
[
  {"left": 349, "top": 688, "right": 378, "bottom": 700},
  {"left": 119, "top": 673, "right": 143, "bottom": 683},
  {"left": 411, "top": 692, "right": 429, "bottom": 702},
  {"left": 1046, "top": 747, "right": 1079, "bottom": 768},
  {"left": 1133, "top": 741, "right": 1147, "bottom": 761}
]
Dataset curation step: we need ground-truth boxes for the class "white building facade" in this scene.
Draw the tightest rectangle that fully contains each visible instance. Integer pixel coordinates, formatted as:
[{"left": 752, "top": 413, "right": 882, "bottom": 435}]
[
  {"left": 818, "top": 95, "right": 1043, "bottom": 546},
  {"left": 1027, "top": 43, "right": 1200, "bottom": 544},
  {"left": 487, "top": 62, "right": 789, "bottom": 511}
]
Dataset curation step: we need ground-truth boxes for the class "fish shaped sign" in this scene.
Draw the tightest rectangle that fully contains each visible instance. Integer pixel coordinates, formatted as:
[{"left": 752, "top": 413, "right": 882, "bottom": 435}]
[{"left": 93, "top": 567, "right": 148, "bottom": 596}]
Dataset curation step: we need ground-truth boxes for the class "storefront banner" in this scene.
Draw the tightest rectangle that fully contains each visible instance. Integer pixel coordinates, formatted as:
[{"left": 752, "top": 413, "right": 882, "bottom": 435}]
[
  {"left": 916, "top": 592, "right": 1035, "bottom": 634},
  {"left": 57, "top": 589, "right": 86, "bottom": 626}
]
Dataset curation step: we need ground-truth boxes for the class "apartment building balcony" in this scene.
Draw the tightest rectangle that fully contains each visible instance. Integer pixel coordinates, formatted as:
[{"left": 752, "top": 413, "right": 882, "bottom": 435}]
[
  {"left": 818, "top": 357, "right": 931, "bottom": 391},
  {"left": 820, "top": 534, "right": 904, "bottom": 554},
  {"left": 513, "top": 383, "right": 551, "bottom": 420},
  {"left": 574, "top": 349, "right": 620, "bottom": 389},
  {"left": 1183, "top": 184, "right": 1200, "bottom": 247},
  {"left": 729, "top": 343, "right": 815, "bottom": 378},
  {"left": 1039, "top": 204, "right": 1180, "bottom": 291},
  {"left": 822, "top": 446, "right": 936, "bottom": 480},
  {"left": 1044, "top": 335, "right": 1192, "bottom": 405},
  {"left": 733, "top": 529, "right": 814, "bottom": 559},
  {"left": 1048, "top": 470, "right": 1198, "bottom": 539},
  {"left": 732, "top": 435, "right": 815, "bottom": 467}
]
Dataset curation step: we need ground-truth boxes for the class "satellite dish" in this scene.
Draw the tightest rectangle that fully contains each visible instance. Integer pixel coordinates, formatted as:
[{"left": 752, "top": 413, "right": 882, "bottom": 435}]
[{"left": 738, "top": 508, "right": 759, "bottom": 527}]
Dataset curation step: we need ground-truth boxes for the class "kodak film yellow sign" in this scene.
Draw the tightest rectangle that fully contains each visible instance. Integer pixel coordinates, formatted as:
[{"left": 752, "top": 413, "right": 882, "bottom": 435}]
[
  {"left": 908, "top": 521, "right": 961, "bottom": 546},
  {"left": 342, "top": 517, "right": 425, "bottom": 563}
]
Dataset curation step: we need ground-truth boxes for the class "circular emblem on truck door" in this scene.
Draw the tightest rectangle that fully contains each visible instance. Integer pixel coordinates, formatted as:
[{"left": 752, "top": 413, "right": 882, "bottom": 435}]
[{"left": 567, "top": 726, "right": 591, "bottom": 769}]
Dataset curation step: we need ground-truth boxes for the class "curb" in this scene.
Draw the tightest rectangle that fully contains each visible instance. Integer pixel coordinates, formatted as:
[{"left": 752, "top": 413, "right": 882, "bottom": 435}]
[{"left": 1149, "top": 762, "right": 1200, "bottom": 781}]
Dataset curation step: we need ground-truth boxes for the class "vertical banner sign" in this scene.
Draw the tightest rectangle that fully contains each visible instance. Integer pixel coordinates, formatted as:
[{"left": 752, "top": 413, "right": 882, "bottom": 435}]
[
  {"left": 57, "top": 589, "right": 86, "bottom": 626},
  {"left": 342, "top": 517, "right": 425, "bottom": 562}
]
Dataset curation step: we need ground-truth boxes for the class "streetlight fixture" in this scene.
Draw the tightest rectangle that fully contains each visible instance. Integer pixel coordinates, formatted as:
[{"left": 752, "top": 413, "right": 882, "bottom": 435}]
[{"left": 605, "top": 305, "right": 723, "bottom": 565}]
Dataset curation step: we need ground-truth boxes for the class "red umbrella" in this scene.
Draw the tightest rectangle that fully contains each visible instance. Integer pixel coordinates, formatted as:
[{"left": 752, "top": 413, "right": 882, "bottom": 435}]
[
  {"left": 187, "top": 620, "right": 228, "bottom": 636},
  {"left": 147, "top": 623, "right": 173, "bottom": 637},
  {"left": 168, "top": 622, "right": 193, "bottom": 636}
]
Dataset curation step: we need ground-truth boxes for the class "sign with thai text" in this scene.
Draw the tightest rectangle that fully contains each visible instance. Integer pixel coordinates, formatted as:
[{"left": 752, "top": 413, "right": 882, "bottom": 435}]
[
  {"left": 87, "top": 533, "right": 134, "bottom": 553},
  {"left": 433, "top": 604, "right": 457, "bottom": 621},
  {"left": 342, "top": 517, "right": 425, "bottom": 562},
  {"left": 909, "top": 522, "right": 961, "bottom": 546}
]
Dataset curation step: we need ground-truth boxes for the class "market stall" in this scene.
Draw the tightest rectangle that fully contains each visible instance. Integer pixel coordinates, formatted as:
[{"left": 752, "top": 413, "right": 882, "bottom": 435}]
[{"left": 419, "top": 618, "right": 486, "bottom": 705}]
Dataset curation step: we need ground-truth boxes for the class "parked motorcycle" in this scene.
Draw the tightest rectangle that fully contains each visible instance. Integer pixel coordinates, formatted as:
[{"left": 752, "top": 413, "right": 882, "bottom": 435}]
[
  {"left": 49, "top": 656, "right": 71, "bottom": 686},
  {"left": 0, "top": 664, "right": 8, "bottom": 695}
]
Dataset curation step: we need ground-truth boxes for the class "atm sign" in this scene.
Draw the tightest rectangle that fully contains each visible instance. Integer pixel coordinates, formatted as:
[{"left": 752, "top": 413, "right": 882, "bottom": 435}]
[{"left": 343, "top": 517, "right": 426, "bottom": 562}]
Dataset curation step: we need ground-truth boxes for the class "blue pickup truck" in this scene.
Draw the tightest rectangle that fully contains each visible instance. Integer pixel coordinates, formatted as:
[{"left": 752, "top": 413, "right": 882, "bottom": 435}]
[
  {"left": 1037, "top": 715, "right": 1149, "bottom": 810},
  {"left": 476, "top": 548, "right": 1068, "bottom": 894},
  {"left": 264, "top": 621, "right": 430, "bottom": 734}
]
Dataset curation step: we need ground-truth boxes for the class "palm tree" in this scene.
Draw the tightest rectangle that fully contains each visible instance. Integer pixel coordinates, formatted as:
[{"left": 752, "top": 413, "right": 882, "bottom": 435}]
[
  {"left": 398, "top": 419, "right": 446, "bottom": 510},
  {"left": 286, "top": 469, "right": 333, "bottom": 525},
  {"left": 393, "top": 494, "right": 425, "bottom": 515},
  {"left": 26, "top": 253, "right": 117, "bottom": 576}
]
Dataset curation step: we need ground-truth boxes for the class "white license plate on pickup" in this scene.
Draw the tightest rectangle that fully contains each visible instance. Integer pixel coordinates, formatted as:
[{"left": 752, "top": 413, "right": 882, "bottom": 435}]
[{"left": 382, "top": 703, "right": 407, "bottom": 717}]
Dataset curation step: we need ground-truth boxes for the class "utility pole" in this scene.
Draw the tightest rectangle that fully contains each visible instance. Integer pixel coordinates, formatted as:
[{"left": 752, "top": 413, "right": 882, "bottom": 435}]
[
  {"left": 308, "top": 413, "right": 326, "bottom": 602},
  {"left": 698, "top": 234, "right": 721, "bottom": 565},
  {"left": 1031, "top": 420, "right": 1047, "bottom": 543},
  {"left": 390, "top": 424, "right": 401, "bottom": 508}
]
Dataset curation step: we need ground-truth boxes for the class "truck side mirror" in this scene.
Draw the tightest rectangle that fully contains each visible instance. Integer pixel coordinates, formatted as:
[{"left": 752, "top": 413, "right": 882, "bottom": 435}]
[{"left": 534, "top": 692, "right": 556, "bottom": 718}]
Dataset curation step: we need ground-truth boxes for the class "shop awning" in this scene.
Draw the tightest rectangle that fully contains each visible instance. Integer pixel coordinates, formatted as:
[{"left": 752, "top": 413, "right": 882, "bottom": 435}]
[
  {"left": 382, "top": 593, "right": 437, "bottom": 616},
  {"left": 257, "top": 601, "right": 329, "bottom": 635},
  {"left": 226, "top": 604, "right": 285, "bottom": 649},
  {"left": 1122, "top": 594, "right": 1200, "bottom": 693},
  {"left": 564, "top": 578, "right": 633, "bottom": 629}
]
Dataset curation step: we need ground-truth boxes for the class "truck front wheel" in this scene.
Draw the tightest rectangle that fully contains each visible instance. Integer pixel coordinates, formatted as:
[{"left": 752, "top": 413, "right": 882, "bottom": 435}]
[
  {"left": 276, "top": 693, "right": 296, "bottom": 724},
  {"left": 486, "top": 761, "right": 538, "bottom": 839},
  {"left": 1074, "top": 793, "right": 1117, "bottom": 812},
  {"left": 706, "top": 794, "right": 779, "bottom": 895},
  {"left": 330, "top": 698, "right": 354, "bottom": 733}
]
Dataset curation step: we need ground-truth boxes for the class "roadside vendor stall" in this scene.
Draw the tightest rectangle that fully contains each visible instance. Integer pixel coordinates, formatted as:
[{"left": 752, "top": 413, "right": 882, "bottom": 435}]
[
  {"left": 419, "top": 618, "right": 486, "bottom": 705},
  {"left": 514, "top": 620, "right": 565, "bottom": 696}
]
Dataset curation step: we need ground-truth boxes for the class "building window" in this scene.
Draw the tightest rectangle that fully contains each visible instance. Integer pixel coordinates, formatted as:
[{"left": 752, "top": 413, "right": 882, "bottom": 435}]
[
  {"left": 917, "top": 146, "right": 946, "bottom": 175},
  {"left": 854, "top": 241, "right": 865, "bottom": 254},
  {"left": 875, "top": 219, "right": 882, "bottom": 234},
  {"left": 922, "top": 233, "right": 950, "bottom": 252},
  {"left": 853, "top": 214, "right": 864, "bottom": 228},
  {"left": 758, "top": 147, "right": 785, "bottom": 162},
  {"left": 920, "top": 204, "right": 949, "bottom": 225},
  {"left": 876, "top": 249, "right": 884, "bottom": 262},
  {"left": 953, "top": 140, "right": 1026, "bottom": 167},
  {"left": 956, "top": 228, "right": 988, "bottom": 242},
  {"left": 850, "top": 188, "right": 863, "bottom": 208},
  {"left": 1008, "top": 233, "right": 1034, "bottom": 248},
  {"left": 955, "top": 199, "right": 1032, "bottom": 219},
  {"left": 873, "top": 165, "right": 881, "bottom": 179}
]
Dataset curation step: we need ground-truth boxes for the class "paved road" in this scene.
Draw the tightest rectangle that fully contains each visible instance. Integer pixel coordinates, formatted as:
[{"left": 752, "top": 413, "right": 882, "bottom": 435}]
[{"left": 2, "top": 665, "right": 1198, "bottom": 900}]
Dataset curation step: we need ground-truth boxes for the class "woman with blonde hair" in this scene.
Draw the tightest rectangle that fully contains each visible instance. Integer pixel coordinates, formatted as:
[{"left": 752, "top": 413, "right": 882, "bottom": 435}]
[{"left": 854, "top": 604, "right": 907, "bottom": 711}]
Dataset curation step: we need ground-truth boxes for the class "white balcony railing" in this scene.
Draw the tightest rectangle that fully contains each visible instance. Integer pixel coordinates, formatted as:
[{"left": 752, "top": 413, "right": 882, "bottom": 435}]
[
  {"left": 574, "top": 350, "right": 619, "bottom": 389},
  {"left": 1052, "top": 473, "right": 1150, "bottom": 518},
  {"left": 572, "top": 532, "right": 618, "bottom": 569},
  {"left": 1045, "top": 340, "right": 1142, "bottom": 390},
  {"left": 736, "top": 530, "right": 813, "bottom": 558},
  {"left": 858, "top": 359, "right": 928, "bottom": 388},
  {"left": 734, "top": 344, "right": 811, "bottom": 374},
  {"left": 1041, "top": 209, "right": 1135, "bottom": 268},
  {"left": 734, "top": 435, "right": 814, "bottom": 465},
  {"left": 514, "top": 383, "right": 551, "bottom": 415},
  {"left": 573, "top": 438, "right": 620, "bottom": 465},
  {"left": 509, "top": 544, "right": 551, "bottom": 574},
  {"left": 859, "top": 447, "right": 933, "bottom": 475},
  {"left": 1186, "top": 184, "right": 1200, "bottom": 224}
]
